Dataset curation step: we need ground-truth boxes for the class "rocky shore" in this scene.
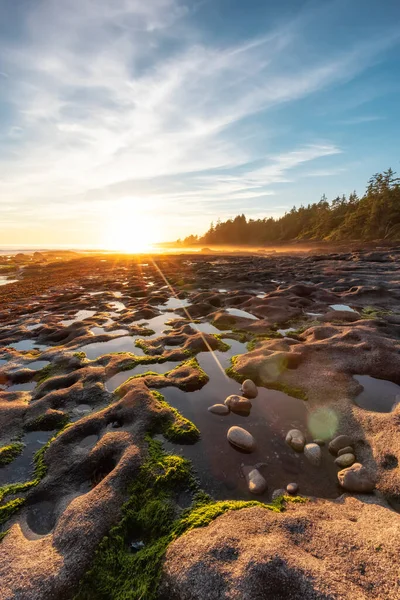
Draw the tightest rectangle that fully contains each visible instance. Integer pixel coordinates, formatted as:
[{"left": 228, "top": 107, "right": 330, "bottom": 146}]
[{"left": 0, "top": 247, "right": 399, "bottom": 599}]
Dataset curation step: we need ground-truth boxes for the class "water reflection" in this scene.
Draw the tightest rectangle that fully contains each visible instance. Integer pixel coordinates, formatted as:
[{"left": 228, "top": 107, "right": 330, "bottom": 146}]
[
  {"left": 354, "top": 374, "right": 400, "bottom": 412},
  {"left": 156, "top": 340, "right": 338, "bottom": 500},
  {"left": 77, "top": 336, "right": 145, "bottom": 360}
]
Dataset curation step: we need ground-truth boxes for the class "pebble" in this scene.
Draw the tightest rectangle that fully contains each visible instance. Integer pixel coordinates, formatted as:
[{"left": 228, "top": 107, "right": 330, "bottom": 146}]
[
  {"left": 337, "top": 463, "right": 376, "bottom": 493},
  {"left": 130, "top": 541, "right": 145, "bottom": 552},
  {"left": 242, "top": 466, "right": 267, "bottom": 495},
  {"left": 241, "top": 379, "right": 258, "bottom": 399},
  {"left": 271, "top": 488, "right": 287, "bottom": 501},
  {"left": 224, "top": 395, "right": 252, "bottom": 413},
  {"left": 286, "top": 482, "right": 299, "bottom": 495},
  {"left": 313, "top": 439, "right": 325, "bottom": 446},
  {"left": 304, "top": 443, "right": 322, "bottom": 466},
  {"left": 208, "top": 404, "right": 230, "bottom": 415},
  {"left": 329, "top": 435, "right": 352, "bottom": 455},
  {"left": 335, "top": 453, "right": 356, "bottom": 468},
  {"left": 285, "top": 429, "right": 306, "bottom": 452},
  {"left": 227, "top": 426, "right": 256, "bottom": 452},
  {"left": 337, "top": 446, "right": 354, "bottom": 457}
]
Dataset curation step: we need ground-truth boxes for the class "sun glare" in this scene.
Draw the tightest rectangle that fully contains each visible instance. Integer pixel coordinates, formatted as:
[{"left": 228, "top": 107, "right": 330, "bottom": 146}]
[{"left": 104, "top": 201, "right": 160, "bottom": 253}]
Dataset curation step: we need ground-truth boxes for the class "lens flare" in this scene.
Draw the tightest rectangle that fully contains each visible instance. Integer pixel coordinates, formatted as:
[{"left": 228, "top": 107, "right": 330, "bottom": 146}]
[{"left": 308, "top": 407, "right": 339, "bottom": 441}]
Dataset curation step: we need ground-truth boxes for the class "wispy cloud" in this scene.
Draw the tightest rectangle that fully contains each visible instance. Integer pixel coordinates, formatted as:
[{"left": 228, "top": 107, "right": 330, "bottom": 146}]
[
  {"left": 337, "top": 115, "right": 386, "bottom": 125},
  {"left": 0, "top": 0, "right": 399, "bottom": 242}
]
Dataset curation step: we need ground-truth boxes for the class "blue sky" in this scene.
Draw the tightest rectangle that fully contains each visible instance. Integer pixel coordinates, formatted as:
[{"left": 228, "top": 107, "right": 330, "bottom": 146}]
[{"left": 0, "top": 0, "right": 399, "bottom": 248}]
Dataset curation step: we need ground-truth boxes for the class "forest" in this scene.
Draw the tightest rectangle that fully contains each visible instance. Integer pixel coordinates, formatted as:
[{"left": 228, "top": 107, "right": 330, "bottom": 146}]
[{"left": 180, "top": 168, "right": 400, "bottom": 246}]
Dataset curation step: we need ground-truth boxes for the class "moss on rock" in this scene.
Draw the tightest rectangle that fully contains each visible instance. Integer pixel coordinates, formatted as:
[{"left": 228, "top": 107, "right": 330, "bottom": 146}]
[
  {"left": 74, "top": 437, "right": 283, "bottom": 600},
  {"left": 0, "top": 442, "right": 24, "bottom": 466}
]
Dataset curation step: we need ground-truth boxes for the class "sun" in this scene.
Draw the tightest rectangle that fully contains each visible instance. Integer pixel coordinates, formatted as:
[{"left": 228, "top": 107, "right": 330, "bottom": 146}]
[{"left": 104, "top": 200, "right": 160, "bottom": 253}]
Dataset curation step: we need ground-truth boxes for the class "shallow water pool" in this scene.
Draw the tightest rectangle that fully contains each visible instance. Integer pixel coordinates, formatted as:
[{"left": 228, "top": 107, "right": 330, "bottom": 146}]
[
  {"left": 60, "top": 310, "right": 96, "bottom": 326},
  {"left": 226, "top": 307, "right": 258, "bottom": 320},
  {"left": 8, "top": 340, "right": 48, "bottom": 352},
  {"left": 0, "top": 430, "right": 56, "bottom": 486},
  {"left": 157, "top": 345, "right": 339, "bottom": 501},
  {"left": 354, "top": 374, "right": 400, "bottom": 412},
  {"left": 77, "top": 336, "right": 145, "bottom": 360},
  {"left": 329, "top": 304, "right": 358, "bottom": 313}
]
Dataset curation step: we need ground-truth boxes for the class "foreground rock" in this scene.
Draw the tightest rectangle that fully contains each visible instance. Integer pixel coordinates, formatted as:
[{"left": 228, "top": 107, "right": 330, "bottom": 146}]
[
  {"left": 329, "top": 435, "right": 353, "bottom": 455},
  {"left": 224, "top": 394, "right": 252, "bottom": 413},
  {"left": 242, "top": 465, "right": 267, "bottom": 495},
  {"left": 338, "top": 462, "right": 376, "bottom": 492},
  {"left": 208, "top": 403, "right": 229, "bottom": 415},
  {"left": 335, "top": 453, "right": 356, "bottom": 468},
  {"left": 160, "top": 497, "right": 400, "bottom": 599},
  {"left": 241, "top": 379, "right": 258, "bottom": 399},
  {"left": 285, "top": 429, "right": 306, "bottom": 452},
  {"left": 304, "top": 443, "right": 321, "bottom": 466},
  {"left": 227, "top": 426, "right": 256, "bottom": 452}
]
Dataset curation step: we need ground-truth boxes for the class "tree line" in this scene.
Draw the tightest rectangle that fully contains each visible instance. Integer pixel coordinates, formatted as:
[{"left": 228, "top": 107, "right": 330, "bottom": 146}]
[{"left": 179, "top": 168, "right": 400, "bottom": 246}]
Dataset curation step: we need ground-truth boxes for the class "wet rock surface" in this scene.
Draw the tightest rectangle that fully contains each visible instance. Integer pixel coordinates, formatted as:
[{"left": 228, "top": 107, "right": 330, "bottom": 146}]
[{"left": 0, "top": 248, "right": 400, "bottom": 598}]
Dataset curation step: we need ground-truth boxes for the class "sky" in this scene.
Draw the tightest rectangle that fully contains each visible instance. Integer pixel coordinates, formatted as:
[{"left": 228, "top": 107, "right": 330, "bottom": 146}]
[{"left": 0, "top": 0, "right": 400, "bottom": 249}]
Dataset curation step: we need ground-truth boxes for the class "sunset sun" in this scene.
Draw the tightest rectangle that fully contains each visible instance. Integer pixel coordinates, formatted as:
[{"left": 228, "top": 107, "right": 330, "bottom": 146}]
[{"left": 104, "top": 202, "right": 160, "bottom": 253}]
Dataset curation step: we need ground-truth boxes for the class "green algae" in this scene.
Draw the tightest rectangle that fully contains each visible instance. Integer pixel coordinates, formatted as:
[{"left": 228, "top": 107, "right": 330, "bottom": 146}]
[
  {"left": 151, "top": 390, "right": 200, "bottom": 443},
  {"left": 226, "top": 356, "right": 308, "bottom": 400},
  {"left": 24, "top": 412, "right": 70, "bottom": 432},
  {"left": 0, "top": 422, "right": 72, "bottom": 528},
  {"left": 0, "top": 498, "right": 25, "bottom": 527},
  {"left": 74, "top": 437, "right": 285, "bottom": 600},
  {"left": 0, "top": 442, "right": 24, "bottom": 466},
  {"left": 34, "top": 363, "right": 63, "bottom": 384}
]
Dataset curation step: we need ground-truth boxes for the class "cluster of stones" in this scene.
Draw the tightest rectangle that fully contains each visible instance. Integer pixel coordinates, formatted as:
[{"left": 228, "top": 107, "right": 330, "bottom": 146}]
[
  {"left": 285, "top": 429, "right": 376, "bottom": 494},
  {"left": 208, "top": 378, "right": 258, "bottom": 417},
  {"left": 328, "top": 435, "right": 375, "bottom": 493},
  {"left": 208, "top": 383, "right": 376, "bottom": 498},
  {"left": 208, "top": 379, "right": 268, "bottom": 494}
]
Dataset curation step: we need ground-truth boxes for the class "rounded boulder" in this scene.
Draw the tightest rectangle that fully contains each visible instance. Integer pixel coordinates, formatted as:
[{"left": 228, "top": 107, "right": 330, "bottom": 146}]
[
  {"left": 241, "top": 379, "right": 258, "bottom": 399},
  {"left": 337, "top": 463, "right": 376, "bottom": 493},
  {"left": 227, "top": 426, "right": 256, "bottom": 452},
  {"left": 285, "top": 429, "right": 306, "bottom": 452},
  {"left": 304, "top": 443, "right": 321, "bottom": 466}
]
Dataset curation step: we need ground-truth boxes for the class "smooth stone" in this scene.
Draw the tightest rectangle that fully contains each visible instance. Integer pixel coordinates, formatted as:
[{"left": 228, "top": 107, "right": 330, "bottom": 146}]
[
  {"left": 286, "top": 482, "right": 299, "bottom": 495},
  {"left": 224, "top": 395, "right": 252, "bottom": 412},
  {"left": 337, "top": 463, "right": 376, "bottom": 493},
  {"left": 243, "top": 467, "right": 267, "bottom": 495},
  {"left": 313, "top": 439, "right": 325, "bottom": 447},
  {"left": 337, "top": 446, "right": 354, "bottom": 457},
  {"left": 241, "top": 379, "right": 258, "bottom": 399},
  {"left": 329, "top": 435, "right": 352, "bottom": 455},
  {"left": 271, "top": 488, "right": 287, "bottom": 501},
  {"left": 227, "top": 426, "right": 256, "bottom": 452},
  {"left": 335, "top": 453, "right": 356, "bottom": 468},
  {"left": 208, "top": 404, "right": 230, "bottom": 415},
  {"left": 304, "top": 443, "right": 322, "bottom": 466},
  {"left": 285, "top": 429, "right": 306, "bottom": 452}
]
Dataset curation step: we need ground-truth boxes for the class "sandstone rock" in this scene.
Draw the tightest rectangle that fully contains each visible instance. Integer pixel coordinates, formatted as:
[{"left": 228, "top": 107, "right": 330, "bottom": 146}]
[
  {"left": 160, "top": 498, "right": 400, "bottom": 600},
  {"left": 227, "top": 426, "right": 256, "bottom": 452},
  {"left": 208, "top": 403, "right": 229, "bottom": 415},
  {"left": 337, "top": 463, "right": 376, "bottom": 492},
  {"left": 285, "top": 429, "right": 305, "bottom": 452},
  {"left": 286, "top": 482, "right": 299, "bottom": 494},
  {"left": 329, "top": 434, "right": 352, "bottom": 455},
  {"left": 241, "top": 379, "right": 258, "bottom": 399},
  {"left": 338, "top": 446, "right": 354, "bottom": 457},
  {"left": 335, "top": 453, "right": 356, "bottom": 468},
  {"left": 224, "top": 394, "right": 252, "bottom": 413},
  {"left": 243, "top": 466, "right": 267, "bottom": 495},
  {"left": 304, "top": 443, "right": 321, "bottom": 466}
]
